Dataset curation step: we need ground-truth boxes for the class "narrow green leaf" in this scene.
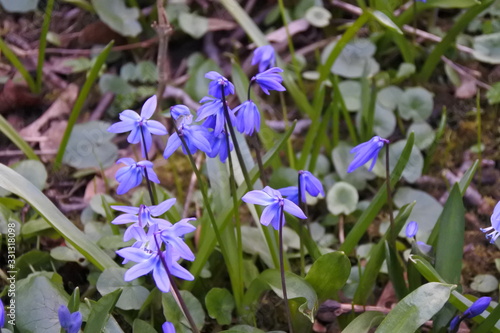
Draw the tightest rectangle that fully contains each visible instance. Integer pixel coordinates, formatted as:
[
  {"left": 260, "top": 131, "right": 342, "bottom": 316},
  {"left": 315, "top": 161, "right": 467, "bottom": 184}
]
[
  {"left": 0, "top": 37, "right": 37, "bottom": 92},
  {"left": 342, "top": 311, "right": 385, "bottom": 333},
  {"left": 36, "top": 0, "right": 55, "bottom": 93},
  {"left": 0, "top": 164, "right": 118, "bottom": 270},
  {"left": 340, "top": 132, "right": 415, "bottom": 254},
  {"left": 376, "top": 283, "right": 455, "bottom": 333},
  {"left": 83, "top": 289, "right": 122, "bottom": 333},
  {"left": 385, "top": 241, "right": 408, "bottom": 300},
  {"left": 68, "top": 287, "right": 80, "bottom": 313},
  {"left": 0, "top": 114, "right": 39, "bottom": 161},
  {"left": 305, "top": 252, "right": 351, "bottom": 301},
  {"left": 54, "top": 41, "right": 114, "bottom": 168},
  {"left": 458, "top": 160, "right": 479, "bottom": 195}
]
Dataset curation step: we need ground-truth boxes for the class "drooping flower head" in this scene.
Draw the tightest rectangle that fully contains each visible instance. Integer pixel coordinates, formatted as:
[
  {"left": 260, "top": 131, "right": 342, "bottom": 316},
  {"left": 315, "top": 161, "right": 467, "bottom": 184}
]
[
  {"left": 405, "top": 221, "right": 418, "bottom": 238},
  {"left": 252, "top": 45, "right": 276, "bottom": 72},
  {"left": 252, "top": 67, "right": 286, "bottom": 95},
  {"left": 298, "top": 170, "right": 324, "bottom": 202},
  {"left": 242, "top": 186, "right": 306, "bottom": 230},
  {"left": 163, "top": 116, "right": 213, "bottom": 159},
  {"left": 115, "top": 158, "right": 160, "bottom": 195},
  {"left": 233, "top": 100, "right": 260, "bottom": 136},
  {"left": 449, "top": 296, "right": 491, "bottom": 332},
  {"left": 163, "top": 322, "right": 175, "bottom": 333},
  {"left": 207, "top": 130, "right": 233, "bottom": 163},
  {"left": 171, "top": 104, "right": 193, "bottom": 126},
  {"left": 481, "top": 201, "right": 500, "bottom": 244},
  {"left": 205, "top": 71, "right": 235, "bottom": 98},
  {"left": 196, "top": 97, "right": 236, "bottom": 136},
  {"left": 108, "top": 95, "right": 167, "bottom": 157},
  {"left": 58, "top": 305, "right": 82, "bottom": 333},
  {"left": 347, "top": 136, "right": 389, "bottom": 173}
]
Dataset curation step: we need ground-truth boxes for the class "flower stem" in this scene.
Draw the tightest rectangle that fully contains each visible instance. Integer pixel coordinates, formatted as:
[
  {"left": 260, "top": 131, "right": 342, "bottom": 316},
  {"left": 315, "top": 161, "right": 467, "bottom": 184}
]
[
  {"left": 278, "top": 205, "right": 294, "bottom": 333},
  {"left": 297, "top": 174, "right": 305, "bottom": 276},
  {"left": 154, "top": 234, "right": 199, "bottom": 333},
  {"left": 139, "top": 126, "right": 157, "bottom": 206},
  {"left": 385, "top": 144, "right": 395, "bottom": 245},
  {"left": 250, "top": 134, "right": 267, "bottom": 186}
]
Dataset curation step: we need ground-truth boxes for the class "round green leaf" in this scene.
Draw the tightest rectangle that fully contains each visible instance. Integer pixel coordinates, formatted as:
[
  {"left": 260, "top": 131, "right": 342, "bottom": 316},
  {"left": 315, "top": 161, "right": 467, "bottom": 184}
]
[
  {"left": 407, "top": 122, "right": 435, "bottom": 150},
  {"left": 12, "top": 160, "right": 47, "bottom": 191},
  {"left": 162, "top": 290, "right": 205, "bottom": 332},
  {"left": 377, "top": 86, "right": 403, "bottom": 111},
  {"left": 0, "top": 0, "right": 38, "bottom": 13},
  {"left": 470, "top": 274, "right": 499, "bottom": 293},
  {"left": 326, "top": 182, "right": 359, "bottom": 215},
  {"left": 96, "top": 267, "right": 149, "bottom": 310},
  {"left": 99, "top": 74, "right": 134, "bottom": 94},
  {"left": 221, "top": 325, "right": 265, "bottom": 333},
  {"left": 135, "top": 61, "right": 158, "bottom": 84},
  {"left": 305, "top": 6, "right": 332, "bottom": 28},
  {"left": 305, "top": 252, "right": 351, "bottom": 301},
  {"left": 356, "top": 104, "right": 396, "bottom": 138},
  {"left": 377, "top": 282, "right": 455, "bottom": 333},
  {"left": 473, "top": 32, "right": 500, "bottom": 64},
  {"left": 91, "top": 0, "right": 142, "bottom": 37},
  {"left": 338, "top": 80, "right": 362, "bottom": 112},
  {"left": 205, "top": 288, "right": 235, "bottom": 325},
  {"left": 396, "top": 63, "right": 416, "bottom": 80},
  {"left": 374, "top": 140, "right": 424, "bottom": 184},
  {"left": 397, "top": 87, "right": 434, "bottom": 121},
  {"left": 179, "top": 12, "right": 209, "bottom": 39}
]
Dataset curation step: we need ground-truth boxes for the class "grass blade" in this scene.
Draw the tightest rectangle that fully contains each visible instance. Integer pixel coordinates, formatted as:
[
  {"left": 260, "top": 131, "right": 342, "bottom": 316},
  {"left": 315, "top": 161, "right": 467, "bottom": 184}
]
[
  {"left": 0, "top": 163, "right": 118, "bottom": 270},
  {"left": 0, "top": 37, "right": 37, "bottom": 93},
  {"left": 0, "top": 114, "right": 40, "bottom": 161},
  {"left": 54, "top": 41, "right": 114, "bottom": 168},
  {"left": 36, "top": 0, "right": 55, "bottom": 93}
]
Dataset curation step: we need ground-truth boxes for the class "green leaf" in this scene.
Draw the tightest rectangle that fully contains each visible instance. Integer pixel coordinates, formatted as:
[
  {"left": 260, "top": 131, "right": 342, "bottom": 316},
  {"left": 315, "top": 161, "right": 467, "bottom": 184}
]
[
  {"left": 0, "top": 0, "right": 38, "bottom": 13},
  {"left": 377, "top": 86, "right": 403, "bottom": 112},
  {"left": 376, "top": 283, "right": 455, "bottom": 332},
  {"left": 179, "top": 12, "right": 209, "bottom": 39},
  {"left": 0, "top": 114, "right": 40, "bottom": 161},
  {"left": 135, "top": 61, "right": 158, "bottom": 84},
  {"left": 396, "top": 63, "right": 416, "bottom": 80},
  {"left": 376, "top": 139, "right": 424, "bottom": 184},
  {"left": 473, "top": 32, "right": 500, "bottom": 64},
  {"left": 338, "top": 80, "right": 362, "bottom": 112},
  {"left": 132, "top": 319, "right": 157, "bottom": 333},
  {"left": 0, "top": 164, "right": 118, "bottom": 271},
  {"left": 84, "top": 289, "right": 122, "bottom": 333},
  {"left": 205, "top": 288, "right": 235, "bottom": 325},
  {"left": 470, "top": 274, "right": 499, "bottom": 292},
  {"left": 407, "top": 122, "right": 435, "bottom": 150},
  {"left": 458, "top": 160, "right": 479, "bottom": 195},
  {"left": 326, "top": 182, "right": 359, "bottom": 215},
  {"left": 96, "top": 267, "right": 149, "bottom": 310},
  {"left": 99, "top": 74, "right": 135, "bottom": 94},
  {"left": 12, "top": 160, "right": 47, "bottom": 191},
  {"left": 370, "top": 10, "right": 402, "bottom": 34},
  {"left": 342, "top": 311, "right": 385, "bottom": 333},
  {"left": 397, "top": 87, "right": 434, "bottom": 121},
  {"left": 162, "top": 290, "right": 205, "bottom": 332},
  {"left": 185, "top": 56, "right": 222, "bottom": 101},
  {"left": 22, "top": 218, "right": 52, "bottom": 237},
  {"left": 487, "top": 82, "right": 500, "bottom": 104},
  {"left": 304, "top": 6, "right": 332, "bottom": 28},
  {"left": 305, "top": 252, "right": 351, "bottom": 301},
  {"left": 220, "top": 325, "right": 265, "bottom": 333},
  {"left": 51, "top": 246, "right": 86, "bottom": 263},
  {"left": 90, "top": 0, "right": 142, "bottom": 37}
]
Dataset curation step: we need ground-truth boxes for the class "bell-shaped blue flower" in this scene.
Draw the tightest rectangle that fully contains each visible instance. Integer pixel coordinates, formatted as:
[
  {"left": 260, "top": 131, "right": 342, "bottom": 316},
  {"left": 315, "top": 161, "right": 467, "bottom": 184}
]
[
  {"left": 299, "top": 170, "right": 324, "bottom": 202},
  {"left": 481, "top": 201, "right": 500, "bottom": 244},
  {"left": 347, "top": 136, "right": 389, "bottom": 173},
  {"left": 242, "top": 186, "right": 306, "bottom": 230},
  {"left": 108, "top": 95, "right": 167, "bottom": 157},
  {"left": 205, "top": 71, "right": 235, "bottom": 98},
  {"left": 405, "top": 221, "right": 418, "bottom": 238},
  {"left": 234, "top": 100, "right": 260, "bottom": 136},
  {"left": 164, "top": 121, "right": 213, "bottom": 159},
  {"left": 207, "top": 130, "right": 232, "bottom": 163},
  {"left": 196, "top": 97, "right": 235, "bottom": 136},
  {"left": 115, "top": 158, "right": 160, "bottom": 195},
  {"left": 58, "top": 305, "right": 82, "bottom": 333},
  {"left": 252, "top": 45, "right": 276, "bottom": 72},
  {"left": 170, "top": 104, "right": 193, "bottom": 125},
  {"left": 116, "top": 242, "right": 194, "bottom": 293},
  {"left": 252, "top": 67, "right": 286, "bottom": 95}
]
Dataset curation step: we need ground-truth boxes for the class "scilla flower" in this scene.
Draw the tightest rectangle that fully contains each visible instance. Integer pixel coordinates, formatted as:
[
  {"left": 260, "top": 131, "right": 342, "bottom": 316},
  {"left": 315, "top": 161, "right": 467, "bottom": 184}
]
[
  {"left": 115, "top": 158, "right": 159, "bottom": 195},
  {"left": 242, "top": 186, "right": 306, "bottom": 230},
  {"left": 481, "top": 201, "right": 500, "bottom": 244},
  {"left": 298, "top": 170, "right": 324, "bottom": 202},
  {"left": 58, "top": 305, "right": 82, "bottom": 333},
  {"left": 233, "top": 100, "right": 260, "bottom": 136},
  {"left": 347, "top": 136, "right": 389, "bottom": 173},
  {"left": 196, "top": 97, "right": 236, "bottom": 136},
  {"left": 207, "top": 130, "right": 232, "bottom": 163},
  {"left": 252, "top": 67, "right": 286, "bottom": 95},
  {"left": 252, "top": 45, "right": 276, "bottom": 72},
  {"left": 164, "top": 118, "right": 213, "bottom": 159},
  {"left": 205, "top": 71, "right": 235, "bottom": 98},
  {"left": 111, "top": 199, "right": 176, "bottom": 228},
  {"left": 108, "top": 95, "right": 167, "bottom": 157},
  {"left": 170, "top": 104, "right": 192, "bottom": 125},
  {"left": 405, "top": 221, "right": 418, "bottom": 238},
  {"left": 278, "top": 186, "right": 299, "bottom": 205},
  {"left": 448, "top": 297, "right": 491, "bottom": 332}
]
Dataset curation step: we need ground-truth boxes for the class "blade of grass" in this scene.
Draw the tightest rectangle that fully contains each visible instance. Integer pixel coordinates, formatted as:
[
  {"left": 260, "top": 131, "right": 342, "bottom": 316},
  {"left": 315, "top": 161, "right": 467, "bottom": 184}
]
[
  {"left": 36, "top": 0, "right": 55, "bottom": 93},
  {"left": 0, "top": 163, "right": 118, "bottom": 270},
  {"left": 340, "top": 132, "right": 415, "bottom": 255},
  {"left": 54, "top": 41, "right": 114, "bottom": 169},
  {"left": 0, "top": 115, "right": 40, "bottom": 161},
  {"left": 423, "top": 107, "right": 446, "bottom": 174},
  {"left": 385, "top": 241, "right": 408, "bottom": 300},
  {"left": 419, "top": 0, "right": 495, "bottom": 82},
  {"left": 0, "top": 37, "right": 37, "bottom": 93}
]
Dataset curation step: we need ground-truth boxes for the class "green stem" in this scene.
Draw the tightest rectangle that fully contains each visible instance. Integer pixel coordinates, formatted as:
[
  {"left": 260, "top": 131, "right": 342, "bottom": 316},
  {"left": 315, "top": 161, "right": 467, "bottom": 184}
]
[
  {"left": 0, "top": 37, "right": 37, "bottom": 93},
  {"left": 36, "top": 0, "right": 55, "bottom": 93},
  {"left": 278, "top": 205, "right": 294, "bottom": 333},
  {"left": 280, "top": 92, "right": 296, "bottom": 169},
  {"left": 385, "top": 144, "right": 395, "bottom": 246}
]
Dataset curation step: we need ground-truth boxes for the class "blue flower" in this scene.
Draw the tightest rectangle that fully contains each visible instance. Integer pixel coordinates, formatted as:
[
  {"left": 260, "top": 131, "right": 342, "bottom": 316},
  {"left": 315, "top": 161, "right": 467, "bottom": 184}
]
[
  {"left": 252, "top": 45, "right": 276, "bottom": 72},
  {"left": 111, "top": 199, "right": 176, "bottom": 228},
  {"left": 481, "top": 201, "right": 500, "bottom": 243},
  {"left": 108, "top": 95, "right": 167, "bottom": 157},
  {"left": 449, "top": 297, "right": 491, "bottom": 332},
  {"left": 116, "top": 242, "right": 194, "bottom": 293},
  {"left": 207, "top": 130, "right": 232, "bottom": 163},
  {"left": 115, "top": 158, "right": 160, "bottom": 195},
  {"left": 278, "top": 186, "right": 299, "bottom": 205},
  {"left": 299, "top": 170, "right": 324, "bottom": 202},
  {"left": 58, "top": 305, "right": 82, "bottom": 333},
  {"left": 196, "top": 97, "right": 235, "bottom": 136},
  {"left": 164, "top": 121, "right": 213, "bottom": 159},
  {"left": 347, "top": 136, "right": 389, "bottom": 173},
  {"left": 205, "top": 71, "right": 235, "bottom": 98},
  {"left": 242, "top": 186, "right": 306, "bottom": 230},
  {"left": 0, "top": 299, "right": 4, "bottom": 328},
  {"left": 163, "top": 322, "right": 175, "bottom": 333},
  {"left": 170, "top": 104, "right": 193, "bottom": 125},
  {"left": 252, "top": 67, "right": 286, "bottom": 95},
  {"left": 234, "top": 100, "right": 260, "bottom": 135},
  {"left": 405, "top": 221, "right": 418, "bottom": 238},
  {"left": 160, "top": 218, "right": 197, "bottom": 261}
]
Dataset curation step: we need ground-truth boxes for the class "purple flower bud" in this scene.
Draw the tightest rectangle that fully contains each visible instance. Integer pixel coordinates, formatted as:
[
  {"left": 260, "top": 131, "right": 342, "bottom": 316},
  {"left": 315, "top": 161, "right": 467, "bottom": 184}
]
[
  {"left": 163, "top": 321, "right": 175, "bottom": 333},
  {"left": 298, "top": 170, "right": 325, "bottom": 202},
  {"left": 252, "top": 45, "right": 276, "bottom": 72},
  {"left": 115, "top": 158, "right": 160, "bottom": 195},
  {"left": 58, "top": 305, "right": 82, "bottom": 333},
  {"left": 405, "top": 221, "right": 418, "bottom": 238},
  {"left": 463, "top": 297, "right": 491, "bottom": 319}
]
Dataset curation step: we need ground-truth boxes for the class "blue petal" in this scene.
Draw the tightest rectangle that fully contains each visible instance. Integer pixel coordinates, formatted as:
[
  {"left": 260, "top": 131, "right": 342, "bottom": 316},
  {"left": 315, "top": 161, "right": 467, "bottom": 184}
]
[
  {"left": 147, "top": 120, "right": 167, "bottom": 135},
  {"left": 162, "top": 322, "right": 175, "bottom": 333},
  {"left": 242, "top": 190, "right": 275, "bottom": 205},
  {"left": 261, "top": 203, "right": 279, "bottom": 227},
  {"left": 125, "top": 257, "right": 156, "bottom": 281},
  {"left": 283, "top": 199, "right": 306, "bottom": 219},
  {"left": 153, "top": 257, "right": 171, "bottom": 292},
  {"left": 150, "top": 198, "right": 177, "bottom": 216},
  {"left": 164, "top": 133, "right": 181, "bottom": 159},
  {"left": 141, "top": 95, "right": 157, "bottom": 119},
  {"left": 169, "top": 260, "right": 195, "bottom": 281}
]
